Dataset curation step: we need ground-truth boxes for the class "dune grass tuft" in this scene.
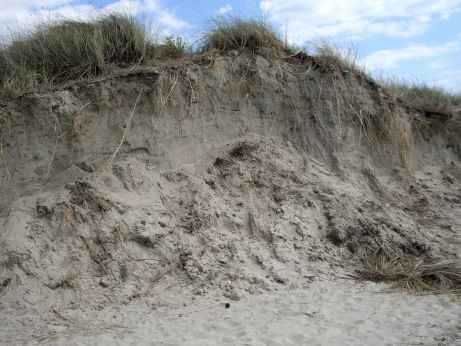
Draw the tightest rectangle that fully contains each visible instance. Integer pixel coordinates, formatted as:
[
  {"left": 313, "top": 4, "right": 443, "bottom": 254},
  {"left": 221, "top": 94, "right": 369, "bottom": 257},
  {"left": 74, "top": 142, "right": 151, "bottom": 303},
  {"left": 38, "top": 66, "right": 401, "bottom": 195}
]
[
  {"left": 383, "top": 80, "right": 458, "bottom": 116},
  {"left": 156, "top": 36, "right": 190, "bottom": 59},
  {"left": 306, "top": 39, "right": 365, "bottom": 75},
  {"left": 355, "top": 248, "right": 461, "bottom": 295},
  {"left": 0, "top": 14, "right": 154, "bottom": 96},
  {"left": 202, "top": 17, "right": 283, "bottom": 52}
]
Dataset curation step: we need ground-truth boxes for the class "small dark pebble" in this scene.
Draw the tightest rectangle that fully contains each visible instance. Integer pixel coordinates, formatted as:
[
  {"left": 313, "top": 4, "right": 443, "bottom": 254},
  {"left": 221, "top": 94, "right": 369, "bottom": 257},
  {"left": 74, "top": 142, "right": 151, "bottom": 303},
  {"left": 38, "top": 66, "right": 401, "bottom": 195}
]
[{"left": 225, "top": 303, "right": 230, "bottom": 309}]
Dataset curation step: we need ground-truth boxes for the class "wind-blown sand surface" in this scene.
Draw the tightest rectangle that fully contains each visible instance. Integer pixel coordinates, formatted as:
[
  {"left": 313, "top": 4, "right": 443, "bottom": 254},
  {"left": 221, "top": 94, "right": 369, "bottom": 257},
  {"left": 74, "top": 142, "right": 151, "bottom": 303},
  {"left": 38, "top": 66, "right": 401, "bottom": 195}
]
[{"left": 3, "top": 280, "right": 459, "bottom": 345}]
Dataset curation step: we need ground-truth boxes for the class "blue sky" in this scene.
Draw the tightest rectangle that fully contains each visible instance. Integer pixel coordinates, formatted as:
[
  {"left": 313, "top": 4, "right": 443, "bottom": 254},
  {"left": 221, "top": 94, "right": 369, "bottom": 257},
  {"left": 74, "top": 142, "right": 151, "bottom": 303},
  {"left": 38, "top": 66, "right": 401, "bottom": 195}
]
[{"left": 0, "top": 0, "right": 460, "bottom": 91}]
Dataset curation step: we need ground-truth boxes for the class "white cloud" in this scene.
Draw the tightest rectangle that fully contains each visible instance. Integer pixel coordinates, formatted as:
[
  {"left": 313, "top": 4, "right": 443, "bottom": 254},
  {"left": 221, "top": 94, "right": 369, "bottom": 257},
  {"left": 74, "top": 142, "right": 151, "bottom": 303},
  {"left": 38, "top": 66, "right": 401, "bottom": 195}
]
[
  {"left": 361, "top": 41, "right": 460, "bottom": 70},
  {"left": 0, "top": 0, "right": 187, "bottom": 39},
  {"left": 427, "top": 59, "right": 451, "bottom": 69},
  {"left": 431, "top": 69, "right": 461, "bottom": 90},
  {"left": 214, "top": 4, "right": 233, "bottom": 15},
  {"left": 259, "top": 0, "right": 461, "bottom": 42},
  {"left": 145, "top": 1, "right": 187, "bottom": 30},
  {"left": 0, "top": 0, "right": 70, "bottom": 8}
]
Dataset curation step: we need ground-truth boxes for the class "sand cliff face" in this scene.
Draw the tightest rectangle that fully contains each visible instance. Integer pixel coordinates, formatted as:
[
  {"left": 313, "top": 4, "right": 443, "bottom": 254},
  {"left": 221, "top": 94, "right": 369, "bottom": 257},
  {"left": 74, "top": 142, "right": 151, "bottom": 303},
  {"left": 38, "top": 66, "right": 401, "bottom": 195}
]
[
  {"left": 1, "top": 50, "right": 459, "bottom": 205},
  {"left": 0, "top": 49, "right": 460, "bottom": 338}
]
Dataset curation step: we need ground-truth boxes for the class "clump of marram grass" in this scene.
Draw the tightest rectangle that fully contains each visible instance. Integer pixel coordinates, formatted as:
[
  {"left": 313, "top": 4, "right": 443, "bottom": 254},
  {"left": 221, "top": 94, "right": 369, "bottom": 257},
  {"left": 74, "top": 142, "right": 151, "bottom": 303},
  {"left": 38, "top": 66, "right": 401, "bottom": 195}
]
[
  {"left": 156, "top": 36, "right": 190, "bottom": 59},
  {"left": 307, "top": 38, "right": 365, "bottom": 74},
  {"left": 0, "top": 14, "right": 154, "bottom": 96},
  {"left": 355, "top": 248, "right": 461, "bottom": 295},
  {"left": 202, "top": 17, "right": 283, "bottom": 52},
  {"left": 383, "top": 80, "right": 457, "bottom": 116}
]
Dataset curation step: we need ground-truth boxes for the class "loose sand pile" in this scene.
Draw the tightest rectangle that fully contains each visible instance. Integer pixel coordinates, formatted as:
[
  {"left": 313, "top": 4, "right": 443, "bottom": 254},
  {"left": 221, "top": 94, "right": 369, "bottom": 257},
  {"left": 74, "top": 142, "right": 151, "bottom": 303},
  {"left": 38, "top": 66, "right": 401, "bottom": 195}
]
[{"left": 0, "top": 49, "right": 460, "bottom": 344}]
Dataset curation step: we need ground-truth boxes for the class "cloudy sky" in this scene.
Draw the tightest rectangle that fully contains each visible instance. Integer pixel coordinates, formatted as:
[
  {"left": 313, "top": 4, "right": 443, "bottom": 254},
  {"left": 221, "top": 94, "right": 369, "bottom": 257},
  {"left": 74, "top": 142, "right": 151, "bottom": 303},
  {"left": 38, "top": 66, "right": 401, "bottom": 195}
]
[{"left": 1, "top": 0, "right": 460, "bottom": 91}]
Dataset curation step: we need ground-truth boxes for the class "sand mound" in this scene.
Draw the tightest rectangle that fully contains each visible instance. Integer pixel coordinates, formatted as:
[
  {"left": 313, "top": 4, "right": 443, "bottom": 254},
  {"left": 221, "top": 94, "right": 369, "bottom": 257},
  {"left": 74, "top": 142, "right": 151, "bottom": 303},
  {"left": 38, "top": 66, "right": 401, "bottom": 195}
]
[{"left": 1, "top": 49, "right": 460, "bottom": 341}]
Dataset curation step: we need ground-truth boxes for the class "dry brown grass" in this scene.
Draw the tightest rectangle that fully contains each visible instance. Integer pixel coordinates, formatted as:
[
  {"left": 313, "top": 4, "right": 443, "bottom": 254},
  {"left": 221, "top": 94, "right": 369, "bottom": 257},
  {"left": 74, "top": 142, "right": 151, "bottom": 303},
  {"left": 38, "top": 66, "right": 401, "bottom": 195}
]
[{"left": 355, "top": 247, "right": 461, "bottom": 295}]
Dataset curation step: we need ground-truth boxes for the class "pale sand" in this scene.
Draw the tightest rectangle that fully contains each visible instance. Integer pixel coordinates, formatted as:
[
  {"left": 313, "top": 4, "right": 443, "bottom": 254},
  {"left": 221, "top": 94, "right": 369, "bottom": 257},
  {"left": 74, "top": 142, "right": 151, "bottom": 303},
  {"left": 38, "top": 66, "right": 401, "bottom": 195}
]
[{"left": 17, "top": 280, "right": 459, "bottom": 346}]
